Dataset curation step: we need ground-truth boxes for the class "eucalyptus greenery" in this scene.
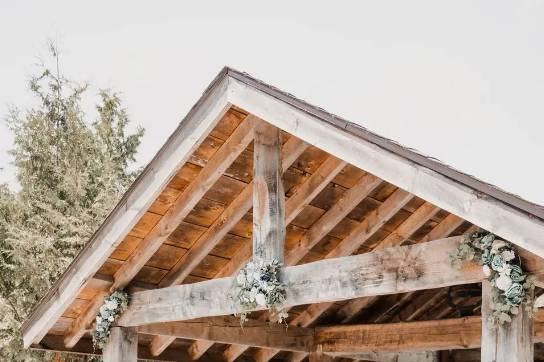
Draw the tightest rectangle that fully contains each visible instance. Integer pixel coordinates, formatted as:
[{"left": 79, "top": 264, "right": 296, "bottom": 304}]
[
  {"left": 450, "top": 230, "right": 534, "bottom": 326},
  {"left": 92, "top": 290, "right": 129, "bottom": 349},
  {"left": 231, "top": 258, "right": 288, "bottom": 325}
]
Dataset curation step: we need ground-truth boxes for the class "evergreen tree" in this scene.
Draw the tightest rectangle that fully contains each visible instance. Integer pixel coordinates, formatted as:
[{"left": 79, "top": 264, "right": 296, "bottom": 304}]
[{"left": 0, "top": 44, "right": 144, "bottom": 360}]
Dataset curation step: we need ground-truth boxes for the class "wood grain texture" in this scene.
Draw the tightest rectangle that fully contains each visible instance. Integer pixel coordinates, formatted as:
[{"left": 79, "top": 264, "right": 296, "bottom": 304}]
[
  {"left": 253, "top": 121, "right": 285, "bottom": 261},
  {"left": 229, "top": 76, "right": 544, "bottom": 259},
  {"left": 139, "top": 317, "right": 314, "bottom": 352},
  {"left": 21, "top": 77, "right": 231, "bottom": 348},
  {"left": 103, "top": 327, "right": 137, "bottom": 362},
  {"left": 481, "top": 280, "right": 534, "bottom": 362},
  {"left": 118, "top": 237, "right": 486, "bottom": 327},
  {"left": 63, "top": 114, "right": 256, "bottom": 349},
  {"left": 149, "top": 136, "right": 308, "bottom": 356}
]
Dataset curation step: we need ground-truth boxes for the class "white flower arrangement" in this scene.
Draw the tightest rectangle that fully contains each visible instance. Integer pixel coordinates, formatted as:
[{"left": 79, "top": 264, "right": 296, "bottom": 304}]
[
  {"left": 450, "top": 230, "right": 534, "bottom": 326},
  {"left": 92, "top": 290, "right": 129, "bottom": 349},
  {"left": 231, "top": 258, "right": 288, "bottom": 325}
]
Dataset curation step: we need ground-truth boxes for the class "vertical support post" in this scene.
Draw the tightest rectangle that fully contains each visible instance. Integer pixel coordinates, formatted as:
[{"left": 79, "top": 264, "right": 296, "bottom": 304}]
[
  {"left": 253, "top": 121, "right": 285, "bottom": 262},
  {"left": 481, "top": 280, "right": 533, "bottom": 362},
  {"left": 309, "top": 351, "right": 334, "bottom": 362},
  {"left": 103, "top": 326, "right": 138, "bottom": 362}
]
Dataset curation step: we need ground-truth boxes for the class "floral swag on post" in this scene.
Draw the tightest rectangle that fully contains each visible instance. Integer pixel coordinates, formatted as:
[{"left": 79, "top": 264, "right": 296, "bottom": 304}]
[
  {"left": 450, "top": 230, "right": 534, "bottom": 326},
  {"left": 92, "top": 290, "right": 129, "bottom": 349},
  {"left": 231, "top": 258, "right": 288, "bottom": 325}
]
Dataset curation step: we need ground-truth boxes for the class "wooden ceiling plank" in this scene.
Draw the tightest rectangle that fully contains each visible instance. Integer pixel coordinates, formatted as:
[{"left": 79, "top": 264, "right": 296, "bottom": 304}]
[
  {"left": 63, "top": 115, "right": 256, "bottom": 348},
  {"left": 285, "top": 173, "right": 382, "bottom": 266}
]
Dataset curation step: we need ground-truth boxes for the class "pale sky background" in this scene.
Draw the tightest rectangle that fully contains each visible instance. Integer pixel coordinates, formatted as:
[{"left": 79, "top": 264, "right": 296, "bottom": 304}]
[{"left": 1, "top": 1, "right": 543, "bottom": 205}]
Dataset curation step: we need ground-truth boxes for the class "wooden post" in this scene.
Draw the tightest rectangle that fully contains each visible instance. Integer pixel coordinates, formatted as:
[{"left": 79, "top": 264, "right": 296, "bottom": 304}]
[
  {"left": 309, "top": 351, "right": 334, "bottom": 362},
  {"left": 253, "top": 121, "right": 284, "bottom": 262},
  {"left": 481, "top": 280, "right": 534, "bottom": 362},
  {"left": 103, "top": 327, "right": 138, "bottom": 362}
]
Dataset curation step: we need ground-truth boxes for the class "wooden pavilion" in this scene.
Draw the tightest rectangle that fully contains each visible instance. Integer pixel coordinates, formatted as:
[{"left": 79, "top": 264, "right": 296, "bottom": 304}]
[{"left": 21, "top": 68, "right": 544, "bottom": 362}]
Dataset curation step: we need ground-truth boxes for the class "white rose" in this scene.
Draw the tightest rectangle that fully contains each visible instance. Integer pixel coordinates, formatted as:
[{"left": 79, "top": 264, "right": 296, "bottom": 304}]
[
  {"left": 502, "top": 250, "right": 515, "bottom": 262},
  {"left": 105, "top": 300, "right": 118, "bottom": 310},
  {"left": 492, "top": 240, "right": 507, "bottom": 251},
  {"left": 236, "top": 273, "right": 246, "bottom": 285},
  {"left": 255, "top": 293, "right": 267, "bottom": 307},
  {"left": 495, "top": 274, "right": 512, "bottom": 291},
  {"left": 482, "top": 265, "right": 491, "bottom": 277}
]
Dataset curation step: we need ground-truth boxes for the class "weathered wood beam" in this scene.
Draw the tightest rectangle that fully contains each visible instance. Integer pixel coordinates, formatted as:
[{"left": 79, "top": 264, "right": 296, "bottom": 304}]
[
  {"left": 481, "top": 280, "right": 534, "bottom": 361},
  {"left": 138, "top": 316, "right": 314, "bottom": 353},
  {"left": 316, "top": 312, "right": 544, "bottom": 355},
  {"left": 63, "top": 115, "right": 256, "bottom": 348},
  {"left": 333, "top": 208, "right": 458, "bottom": 325},
  {"left": 284, "top": 172, "right": 382, "bottom": 266},
  {"left": 181, "top": 154, "right": 347, "bottom": 359},
  {"left": 224, "top": 173, "right": 382, "bottom": 362},
  {"left": 309, "top": 351, "right": 334, "bottom": 362},
  {"left": 263, "top": 200, "right": 439, "bottom": 362},
  {"left": 103, "top": 327, "right": 137, "bottom": 362},
  {"left": 157, "top": 135, "right": 308, "bottom": 288},
  {"left": 21, "top": 77, "right": 231, "bottom": 348},
  {"left": 229, "top": 76, "right": 544, "bottom": 260},
  {"left": 118, "top": 236, "right": 485, "bottom": 327},
  {"left": 250, "top": 190, "right": 415, "bottom": 362},
  {"left": 33, "top": 335, "right": 199, "bottom": 361},
  {"left": 148, "top": 136, "right": 308, "bottom": 357},
  {"left": 252, "top": 121, "right": 285, "bottom": 261}
]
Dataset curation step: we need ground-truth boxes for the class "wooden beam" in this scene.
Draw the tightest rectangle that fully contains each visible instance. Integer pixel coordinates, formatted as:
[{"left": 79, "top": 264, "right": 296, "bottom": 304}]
[
  {"left": 118, "top": 236, "right": 486, "bottom": 327},
  {"left": 251, "top": 190, "right": 415, "bottom": 362},
  {"left": 63, "top": 115, "right": 256, "bottom": 349},
  {"left": 252, "top": 121, "right": 285, "bottom": 261},
  {"left": 224, "top": 173, "right": 382, "bottom": 362},
  {"left": 333, "top": 207, "right": 458, "bottom": 325},
  {"left": 309, "top": 351, "right": 334, "bottom": 362},
  {"left": 481, "top": 280, "right": 534, "bottom": 361},
  {"left": 181, "top": 154, "right": 348, "bottom": 359},
  {"left": 148, "top": 135, "right": 308, "bottom": 358},
  {"left": 33, "top": 335, "right": 198, "bottom": 361},
  {"left": 262, "top": 200, "right": 439, "bottom": 362},
  {"left": 103, "top": 327, "right": 137, "bottom": 362},
  {"left": 157, "top": 136, "right": 308, "bottom": 288},
  {"left": 284, "top": 172, "right": 382, "bottom": 266},
  {"left": 316, "top": 317, "right": 481, "bottom": 354},
  {"left": 315, "top": 312, "right": 544, "bottom": 355},
  {"left": 229, "top": 76, "right": 544, "bottom": 259},
  {"left": 21, "top": 75, "right": 231, "bottom": 348},
  {"left": 138, "top": 317, "right": 314, "bottom": 353}
]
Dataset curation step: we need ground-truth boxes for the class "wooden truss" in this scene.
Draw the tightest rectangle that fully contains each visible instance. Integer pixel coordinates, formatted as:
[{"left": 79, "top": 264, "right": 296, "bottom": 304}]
[{"left": 23, "top": 69, "right": 544, "bottom": 362}]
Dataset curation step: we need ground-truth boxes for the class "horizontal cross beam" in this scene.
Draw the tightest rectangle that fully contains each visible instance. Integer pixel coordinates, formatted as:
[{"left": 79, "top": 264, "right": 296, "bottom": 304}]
[
  {"left": 123, "top": 312, "right": 544, "bottom": 354},
  {"left": 118, "top": 236, "right": 492, "bottom": 327}
]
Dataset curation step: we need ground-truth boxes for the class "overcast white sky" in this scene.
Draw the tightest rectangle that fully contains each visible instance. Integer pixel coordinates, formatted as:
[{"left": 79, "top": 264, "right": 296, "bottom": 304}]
[{"left": 1, "top": 1, "right": 543, "bottom": 205}]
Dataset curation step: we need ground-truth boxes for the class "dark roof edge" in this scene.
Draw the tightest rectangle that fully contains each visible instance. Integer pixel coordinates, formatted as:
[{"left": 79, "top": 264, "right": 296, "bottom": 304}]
[{"left": 225, "top": 67, "right": 544, "bottom": 222}]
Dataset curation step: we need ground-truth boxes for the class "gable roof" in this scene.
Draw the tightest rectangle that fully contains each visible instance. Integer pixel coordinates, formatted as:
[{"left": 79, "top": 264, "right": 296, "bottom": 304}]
[{"left": 22, "top": 67, "right": 544, "bottom": 352}]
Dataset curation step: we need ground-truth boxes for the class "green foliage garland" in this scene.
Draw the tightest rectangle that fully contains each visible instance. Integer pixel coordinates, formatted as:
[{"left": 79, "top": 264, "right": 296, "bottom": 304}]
[
  {"left": 92, "top": 290, "right": 129, "bottom": 349},
  {"left": 231, "top": 258, "right": 288, "bottom": 325},
  {"left": 450, "top": 230, "right": 534, "bottom": 326}
]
